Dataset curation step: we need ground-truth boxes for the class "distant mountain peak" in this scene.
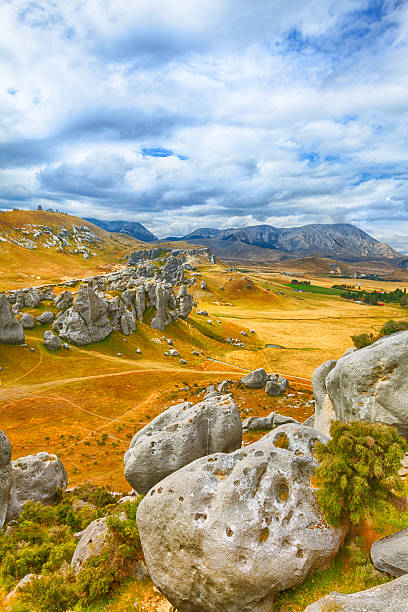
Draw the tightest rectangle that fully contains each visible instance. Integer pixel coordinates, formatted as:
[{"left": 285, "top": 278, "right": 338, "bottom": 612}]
[{"left": 85, "top": 218, "right": 157, "bottom": 242}]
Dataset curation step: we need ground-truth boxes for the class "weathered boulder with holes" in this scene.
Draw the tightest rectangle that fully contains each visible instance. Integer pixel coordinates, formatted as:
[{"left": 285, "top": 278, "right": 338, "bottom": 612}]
[
  {"left": 71, "top": 516, "right": 110, "bottom": 574},
  {"left": 53, "top": 285, "right": 112, "bottom": 346},
  {"left": 240, "top": 368, "right": 269, "bottom": 389},
  {"left": 54, "top": 290, "right": 74, "bottom": 310},
  {"left": 313, "top": 332, "right": 408, "bottom": 439},
  {"left": 371, "top": 528, "right": 408, "bottom": 576},
  {"left": 242, "top": 411, "right": 299, "bottom": 433},
  {"left": 24, "top": 288, "right": 41, "bottom": 308},
  {"left": 136, "top": 424, "right": 344, "bottom": 612},
  {"left": 0, "top": 295, "right": 25, "bottom": 345},
  {"left": 304, "top": 573, "right": 408, "bottom": 611},
  {"left": 125, "top": 395, "right": 242, "bottom": 495},
  {"left": 6, "top": 452, "right": 68, "bottom": 521},
  {"left": 265, "top": 374, "right": 289, "bottom": 396},
  {"left": 0, "top": 431, "right": 12, "bottom": 529}
]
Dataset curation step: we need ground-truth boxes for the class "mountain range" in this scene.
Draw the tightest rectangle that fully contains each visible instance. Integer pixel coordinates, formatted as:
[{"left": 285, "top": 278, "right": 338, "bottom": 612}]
[
  {"left": 165, "top": 223, "right": 400, "bottom": 262},
  {"left": 85, "top": 218, "right": 157, "bottom": 242}
]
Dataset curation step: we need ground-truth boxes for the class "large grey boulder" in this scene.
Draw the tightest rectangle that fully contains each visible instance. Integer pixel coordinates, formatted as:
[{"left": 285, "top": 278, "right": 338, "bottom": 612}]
[
  {"left": 0, "top": 295, "right": 25, "bottom": 344},
  {"left": 240, "top": 368, "right": 268, "bottom": 389},
  {"left": 125, "top": 395, "right": 242, "bottom": 495},
  {"left": 43, "top": 330, "right": 62, "bottom": 351},
  {"left": 20, "top": 313, "right": 35, "bottom": 329},
  {"left": 265, "top": 374, "right": 289, "bottom": 396},
  {"left": 0, "top": 431, "right": 12, "bottom": 529},
  {"left": 53, "top": 285, "right": 112, "bottom": 346},
  {"left": 304, "top": 574, "right": 408, "bottom": 611},
  {"left": 177, "top": 284, "right": 193, "bottom": 320},
  {"left": 313, "top": 332, "right": 408, "bottom": 438},
  {"left": 151, "top": 284, "right": 173, "bottom": 331},
  {"left": 71, "top": 516, "right": 109, "bottom": 574},
  {"left": 136, "top": 424, "right": 344, "bottom": 612},
  {"left": 36, "top": 311, "right": 55, "bottom": 325},
  {"left": 242, "top": 411, "right": 299, "bottom": 433},
  {"left": 24, "top": 288, "right": 41, "bottom": 308},
  {"left": 371, "top": 528, "right": 408, "bottom": 576},
  {"left": 6, "top": 452, "right": 68, "bottom": 521}
]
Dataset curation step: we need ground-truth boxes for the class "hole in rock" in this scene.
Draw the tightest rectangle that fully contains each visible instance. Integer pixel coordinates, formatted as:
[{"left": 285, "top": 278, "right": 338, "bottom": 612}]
[
  {"left": 179, "top": 496, "right": 184, "bottom": 502},
  {"left": 276, "top": 479, "right": 290, "bottom": 503},
  {"left": 274, "top": 433, "right": 289, "bottom": 449},
  {"left": 259, "top": 527, "right": 269, "bottom": 543},
  {"left": 226, "top": 526, "right": 233, "bottom": 537},
  {"left": 254, "top": 450, "right": 264, "bottom": 457},
  {"left": 158, "top": 487, "right": 163, "bottom": 494},
  {"left": 194, "top": 513, "right": 207, "bottom": 523}
]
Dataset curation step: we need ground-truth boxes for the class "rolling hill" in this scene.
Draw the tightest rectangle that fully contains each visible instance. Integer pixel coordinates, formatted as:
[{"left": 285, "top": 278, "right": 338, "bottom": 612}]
[{"left": 85, "top": 218, "right": 157, "bottom": 242}]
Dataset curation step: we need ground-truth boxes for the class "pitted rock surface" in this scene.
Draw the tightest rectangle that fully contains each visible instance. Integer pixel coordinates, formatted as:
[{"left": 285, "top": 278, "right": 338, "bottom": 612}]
[
  {"left": 20, "top": 313, "right": 35, "bottom": 329},
  {"left": 136, "top": 424, "right": 344, "bottom": 612},
  {"left": 125, "top": 395, "right": 242, "bottom": 495},
  {"left": 0, "top": 294, "right": 25, "bottom": 344},
  {"left": 265, "top": 374, "right": 289, "bottom": 396},
  {"left": 53, "top": 285, "right": 112, "bottom": 346},
  {"left": 304, "top": 574, "right": 408, "bottom": 611},
  {"left": 36, "top": 311, "right": 55, "bottom": 325},
  {"left": 71, "top": 517, "right": 110, "bottom": 574},
  {"left": 0, "top": 431, "right": 12, "bottom": 529},
  {"left": 313, "top": 332, "right": 408, "bottom": 438},
  {"left": 242, "top": 411, "right": 299, "bottom": 433},
  {"left": 6, "top": 452, "right": 68, "bottom": 521},
  {"left": 43, "top": 330, "right": 62, "bottom": 351}
]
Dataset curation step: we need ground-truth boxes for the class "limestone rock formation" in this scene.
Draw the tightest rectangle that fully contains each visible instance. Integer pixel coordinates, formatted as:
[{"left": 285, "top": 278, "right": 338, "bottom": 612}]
[
  {"left": 125, "top": 395, "right": 242, "bottom": 495},
  {"left": 136, "top": 424, "right": 344, "bottom": 612},
  {"left": 53, "top": 285, "right": 112, "bottom": 346},
  {"left": 177, "top": 285, "right": 193, "bottom": 320},
  {"left": 0, "top": 431, "right": 12, "bottom": 529},
  {"left": 6, "top": 452, "right": 68, "bottom": 521},
  {"left": 265, "top": 374, "right": 289, "bottom": 396},
  {"left": 371, "top": 528, "right": 408, "bottom": 576},
  {"left": 54, "top": 290, "right": 74, "bottom": 310},
  {"left": 43, "top": 330, "right": 62, "bottom": 351},
  {"left": 242, "top": 411, "right": 299, "bottom": 433},
  {"left": 313, "top": 332, "right": 408, "bottom": 438},
  {"left": 0, "top": 295, "right": 25, "bottom": 344},
  {"left": 24, "top": 288, "right": 41, "bottom": 308},
  {"left": 240, "top": 368, "right": 268, "bottom": 388},
  {"left": 151, "top": 284, "right": 173, "bottom": 331},
  {"left": 71, "top": 516, "right": 110, "bottom": 574},
  {"left": 36, "top": 311, "right": 55, "bottom": 325},
  {"left": 304, "top": 574, "right": 408, "bottom": 611},
  {"left": 20, "top": 313, "right": 35, "bottom": 329}
]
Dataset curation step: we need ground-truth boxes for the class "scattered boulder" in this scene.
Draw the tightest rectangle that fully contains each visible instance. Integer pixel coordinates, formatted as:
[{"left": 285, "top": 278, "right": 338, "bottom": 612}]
[
  {"left": 5, "top": 574, "right": 40, "bottom": 605},
  {"left": 304, "top": 574, "right": 408, "bottom": 611},
  {"left": 124, "top": 395, "right": 242, "bottom": 495},
  {"left": 0, "top": 295, "right": 25, "bottom": 345},
  {"left": 20, "top": 313, "right": 35, "bottom": 329},
  {"left": 371, "top": 528, "right": 408, "bottom": 576},
  {"left": 169, "top": 349, "right": 179, "bottom": 357},
  {"left": 6, "top": 452, "right": 68, "bottom": 521},
  {"left": 265, "top": 374, "right": 289, "bottom": 396},
  {"left": 137, "top": 424, "right": 343, "bottom": 612},
  {"left": 218, "top": 379, "right": 233, "bottom": 394},
  {"left": 36, "top": 311, "right": 55, "bottom": 325},
  {"left": 242, "top": 411, "right": 299, "bottom": 433},
  {"left": 200, "top": 280, "right": 207, "bottom": 290},
  {"left": 43, "top": 330, "right": 62, "bottom": 351},
  {"left": 53, "top": 285, "right": 112, "bottom": 346},
  {"left": 240, "top": 367, "right": 268, "bottom": 389},
  {"left": 0, "top": 431, "right": 12, "bottom": 529},
  {"left": 71, "top": 516, "right": 110, "bottom": 574},
  {"left": 313, "top": 332, "right": 408, "bottom": 439}
]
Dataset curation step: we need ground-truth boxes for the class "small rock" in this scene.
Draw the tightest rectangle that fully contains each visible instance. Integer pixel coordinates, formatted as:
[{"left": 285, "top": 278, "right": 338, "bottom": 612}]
[
  {"left": 180, "top": 359, "right": 187, "bottom": 365},
  {"left": 20, "top": 313, "right": 35, "bottom": 329},
  {"left": 240, "top": 368, "right": 268, "bottom": 389},
  {"left": 43, "top": 330, "right": 62, "bottom": 351}
]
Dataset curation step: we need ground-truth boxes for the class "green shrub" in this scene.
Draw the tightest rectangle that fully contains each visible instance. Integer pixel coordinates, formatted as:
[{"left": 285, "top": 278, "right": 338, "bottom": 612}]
[
  {"left": 315, "top": 421, "right": 407, "bottom": 526},
  {"left": 19, "top": 573, "right": 78, "bottom": 612},
  {"left": 70, "top": 482, "right": 117, "bottom": 508},
  {"left": 351, "top": 333, "right": 374, "bottom": 349},
  {"left": 380, "top": 319, "right": 408, "bottom": 336}
]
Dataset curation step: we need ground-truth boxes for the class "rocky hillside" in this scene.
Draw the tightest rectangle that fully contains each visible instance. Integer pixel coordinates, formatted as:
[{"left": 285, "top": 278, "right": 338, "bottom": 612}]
[
  {"left": 85, "top": 218, "right": 157, "bottom": 242},
  {"left": 167, "top": 223, "right": 400, "bottom": 262}
]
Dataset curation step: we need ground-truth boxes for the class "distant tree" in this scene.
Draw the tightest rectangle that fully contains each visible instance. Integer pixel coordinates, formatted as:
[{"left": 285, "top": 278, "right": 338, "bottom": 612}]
[
  {"left": 37, "top": 204, "right": 43, "bottom": 211},
  {"left": 315, "top": 421, "right": 407, "bottom": 526},
  {"left": 351, "top": 333, "right": 374, "bottom": 349}
]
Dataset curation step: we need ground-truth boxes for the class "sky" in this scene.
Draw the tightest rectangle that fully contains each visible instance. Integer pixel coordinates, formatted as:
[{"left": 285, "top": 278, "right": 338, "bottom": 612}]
[{"left": 1, "top": 1, "right": 408, "bottom": 248}]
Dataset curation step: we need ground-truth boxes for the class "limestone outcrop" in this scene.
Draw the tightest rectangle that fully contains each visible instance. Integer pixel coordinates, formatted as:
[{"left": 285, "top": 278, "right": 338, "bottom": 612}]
[
  {"left": 124, "top": 395, "right": 242, "bottom": 494},
  {"left": 136, "top": 424, "right": 344, "bottom": 612},
  {"left": 240, "top": 368, "right": 269, "bottom": 388},
  {"left": 43, "top": 330, "right": 62, "bottom": 351},
  {"left": 313, "top": 332, "right": 408, "bottom": 438},
  {"left": 0, "top": 295, "right": 25, "bottom": 344},
  {"left": 53, "top": 285, "right": 112, "bottom": 346},
  {"left": 0, "top": 431, "right": 12, "bottom": 529},
  {"left": 242, "top": 411, "right": 299, "bottom": 433},
  {"left": 6, "top": 452, "right": 68, "bottom": 521},
  {"left": 371, "top": 528, "right": 408, "bottom": 576}
]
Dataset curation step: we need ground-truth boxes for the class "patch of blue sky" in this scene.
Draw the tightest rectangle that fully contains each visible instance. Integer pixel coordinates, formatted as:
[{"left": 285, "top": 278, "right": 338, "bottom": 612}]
[{"left": 142, "top": 147, "right": 187, "bottom": 160}]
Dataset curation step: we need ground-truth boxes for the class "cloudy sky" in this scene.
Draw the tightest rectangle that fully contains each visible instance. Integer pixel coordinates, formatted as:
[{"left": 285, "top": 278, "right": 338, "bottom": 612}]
[{"left": 1, "top": 1, "right": 408, "bottom": 247}]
